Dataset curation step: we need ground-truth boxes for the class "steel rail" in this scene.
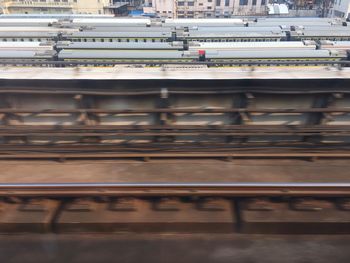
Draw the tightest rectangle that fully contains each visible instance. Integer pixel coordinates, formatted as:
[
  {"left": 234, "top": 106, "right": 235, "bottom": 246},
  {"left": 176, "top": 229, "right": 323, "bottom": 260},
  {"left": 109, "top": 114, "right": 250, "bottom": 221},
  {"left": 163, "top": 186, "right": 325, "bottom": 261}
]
[
  {"left": 0, "top": 107, "right": 350, "bottom": 114},
  {"left": 0, "top": 152, "right": 349, "bottom": 159},
  {"left": 0, "top": 126, "right": 349, "bottom": 137},
  {"left": 0, "top": 89, "right": 348, "bottom": 96},
  {"left": 0, "top": 124, "right": 349, "bottom": 130},
  {"left": 0, "top": 182, "right": 349, "bottom": 197},
  {"left": 0, "top": 144, "right": 348, "bottom": 151},
  {"left": 0, "top": 132, "right": 347, "bottom": 137}
]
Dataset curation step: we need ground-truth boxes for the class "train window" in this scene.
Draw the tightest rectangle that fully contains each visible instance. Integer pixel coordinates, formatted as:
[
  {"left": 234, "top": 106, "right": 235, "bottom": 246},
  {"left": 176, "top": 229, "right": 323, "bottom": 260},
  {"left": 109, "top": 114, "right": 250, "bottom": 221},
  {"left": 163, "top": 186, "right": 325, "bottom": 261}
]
[
  {"left": 12, "top": 38, "right": 16, "bottom": 42},
  {"left": 135, "top": 39, "right": 138, "bottom": 42},
  {"left": 101, "top": 39, "right": 104, "bottom": 42},
  {"left": 143, "top": 39, "right": 147, "bottom": 42},
  {"left": 29, "top": 38, "right": 33, "bottom": 42},
  {"left": 127, "top": 39, "right": 130, "bottom": 42},
  {"left": 109, "top": 39, "right": 113, "bottom": 42},
  {"left": 2, "top": 39, "right": 6, "bottom": 42},
  {"left": 20, "top": 38, "right": 24, "bottom": 42},
  {"left": 152, "top": 39, "right": 155, "bottom": 42},
  {"left": 92, "top": 39, "right": 96, "bottom": 42},
  {"left": 160, "top": 39, "right": 164, "bottom": 42},
  {"left": 83, "top": 39, "right": 87, "bottom": 42}
]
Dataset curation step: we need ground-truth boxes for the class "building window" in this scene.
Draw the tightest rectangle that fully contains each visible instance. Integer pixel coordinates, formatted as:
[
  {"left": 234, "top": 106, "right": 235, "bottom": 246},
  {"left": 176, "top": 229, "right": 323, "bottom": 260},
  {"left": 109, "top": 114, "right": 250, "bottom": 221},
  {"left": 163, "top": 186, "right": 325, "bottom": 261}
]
[
  {"left": 252, "top": 0, "right": 256, "bottom": 5},
  {"left": 216, "top": 0, "right": 221, "bottom": 6},
  {"left": 225, "top": 0, "right": 229, "bottom": 6},
  {"left": 188, "top": 1, "right": 194, "bottom": 6},
  {"left": 239, "top": 0, "right": 248, "bottom": 5},
  {"left": 178, "top": 1, "right": 185, "bottom": 6}
]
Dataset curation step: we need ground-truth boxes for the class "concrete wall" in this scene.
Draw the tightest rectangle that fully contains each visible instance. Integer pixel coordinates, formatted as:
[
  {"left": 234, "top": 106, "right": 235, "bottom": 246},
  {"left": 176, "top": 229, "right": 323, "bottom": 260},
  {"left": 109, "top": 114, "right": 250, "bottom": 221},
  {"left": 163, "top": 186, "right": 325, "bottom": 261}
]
[
  {"left": 330, "top": 0, "right": 350, "bottom": 18},
  {"left": 73, "top": 0, "right": 112, "bottom": 14}
]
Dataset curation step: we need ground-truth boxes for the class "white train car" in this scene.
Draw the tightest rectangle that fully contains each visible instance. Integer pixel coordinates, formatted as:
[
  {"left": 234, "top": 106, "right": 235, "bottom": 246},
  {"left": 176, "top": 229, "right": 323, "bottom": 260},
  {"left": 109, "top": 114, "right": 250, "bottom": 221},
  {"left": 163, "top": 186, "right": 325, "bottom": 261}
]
[
  {"left": 71, "top": 18, "right": 151, "bottom": 28},
  {"left": 320, "top": 41, "right": 350, "bottom": 50},
  {"left": 0, "top": 42, "right": 54, "bottom": 51},
  {"left": 56, "top": 41, "right": 183, "bottom": 50},
  {"left": 189, "top": 41, "right": 317, "bottom": 51}
]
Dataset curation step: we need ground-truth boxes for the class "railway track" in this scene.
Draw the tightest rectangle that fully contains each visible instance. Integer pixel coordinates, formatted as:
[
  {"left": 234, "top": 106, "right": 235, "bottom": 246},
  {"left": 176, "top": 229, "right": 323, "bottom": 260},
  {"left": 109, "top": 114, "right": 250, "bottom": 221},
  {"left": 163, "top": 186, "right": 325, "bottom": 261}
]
[
  {"left": 0, "top": 77, "right": 349, "bottom": 159},
  {"left": 0, "top": 70, "right": 348, "bottom": 235},
  {"left": 0, "top": 147, "right": 349, "bottom": 159},
  {"left": 0, "top": 183, "right": 349, "bottom": 234}
]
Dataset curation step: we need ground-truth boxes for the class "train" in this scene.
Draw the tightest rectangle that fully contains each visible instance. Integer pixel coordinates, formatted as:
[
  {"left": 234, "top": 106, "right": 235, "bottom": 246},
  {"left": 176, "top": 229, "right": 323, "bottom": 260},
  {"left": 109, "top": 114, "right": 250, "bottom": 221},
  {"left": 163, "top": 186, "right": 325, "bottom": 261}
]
[
  {"left": 0, "top": 17, "right": 348, "bottom": 65},
  {"left": 57, "top": 49, "right": 344, "bottom": 64},
  {"left": 0, "top": 17, "right": 349, "bottom": 43},
  {"left": 0, "top": 39, "right": 347, "bottom": 65}
]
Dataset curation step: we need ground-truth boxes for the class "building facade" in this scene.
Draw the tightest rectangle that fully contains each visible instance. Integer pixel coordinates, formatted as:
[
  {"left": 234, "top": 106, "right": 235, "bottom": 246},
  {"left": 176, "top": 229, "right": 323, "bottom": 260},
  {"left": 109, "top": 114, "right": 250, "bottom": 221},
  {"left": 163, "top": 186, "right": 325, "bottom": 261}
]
[
  {"left": 329, "top": 0, "right": 350, "bottom": 18},
  {"left": 144, "top": 0, "right": 268, "bottom": 18},
  {"left": 0, "top": 0, "right": 130, "bottom": 14}
]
